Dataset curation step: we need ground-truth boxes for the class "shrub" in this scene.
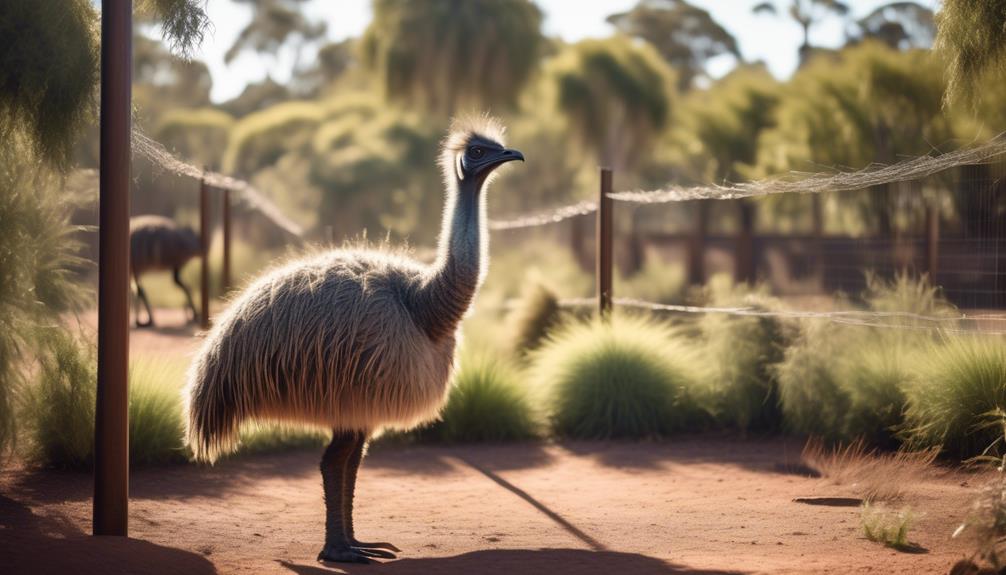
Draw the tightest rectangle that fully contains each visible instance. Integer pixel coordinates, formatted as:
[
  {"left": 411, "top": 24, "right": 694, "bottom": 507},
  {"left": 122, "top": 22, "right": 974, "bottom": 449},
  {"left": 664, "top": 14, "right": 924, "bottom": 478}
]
[
  {"left": 507, "top": 283, "right": 563, "bottom": 357},
  {"left": 775, "top": 321, "right": 852, "bottom": 440},
  {"left": 531, "top": 314, "right": 707, "bottom": 439},
  {"left": 234, "top": 424, "right": 329, "bottom": 456},
  {"left": 417, "top": 353, "right": 538, "bottom": 442},
  {"left": 616, "top": 258, "right": 686, "bottom": 305},
  {"left": 697, "top": 277, "right": 793, "bottom": 432},
  {"left": 902, "top": 335, "right": 1006, "bottom": 461},
  {"left": 20, "top": 329, "right": 96, "bottom": 469},
  {"left": 128, "top": 358, "right": 187, "bottom": 465}
]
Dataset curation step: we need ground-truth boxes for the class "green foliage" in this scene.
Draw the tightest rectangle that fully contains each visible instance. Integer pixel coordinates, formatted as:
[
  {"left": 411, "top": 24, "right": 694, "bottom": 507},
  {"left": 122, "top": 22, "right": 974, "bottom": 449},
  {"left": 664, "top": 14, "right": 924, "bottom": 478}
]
[
  {"left": 417, "top": 354, "right": 538, "bottom": 442},
  {"left": 224, "top": 0, "right": 325, "bottom": 64},
  {"left": 128, "top": 359, "right": 188, "bottom": 465},
  {"left": 548, "top": 37, "right": 675, "bottom": 169},
  {"left": 616, "top": 257, "right": 686, "bottom": 305},
  {"left": 902, "top": 335, "right": 1006, "bottom": 461},
  {"left": 532, "top": 314, "right": 707, "bottom": 439},
  {"left": 224, "top": 100, "right": 330, "bottom": 175},
  {"left": 362, "top": 0, "right": 544, "bottom": 115},
  {"left": 155, "top": 107, "right": 235, "bottom": 170},
  {"left": 20, "top": 329, "right": 97, "bottom": 469},
  {"left": 234, "top": 424, "right": 329, "bottom": 456},
  {"left": 607, "top": 0, "right": 738, "bottom": 91},
  {"left": 507, "top": 284, "right": 563, "bottom": 357},
  {"left": 697, "top": 277, "right": 793, "bottom": 432},
  {"left": 861, "top": 503, "right": 915, "bottom": 550},
  {"left": 137, "top": 0, "right": 210, "bottom": 56},
  {"left": 935, "top": 0, "right": 1006, "bottom": 106},
  {"left": 0, "top": 155, "right": 86, "bottom": 455},
  {"left": 0, "top": 1, "right": 98, "bottom": 168}
]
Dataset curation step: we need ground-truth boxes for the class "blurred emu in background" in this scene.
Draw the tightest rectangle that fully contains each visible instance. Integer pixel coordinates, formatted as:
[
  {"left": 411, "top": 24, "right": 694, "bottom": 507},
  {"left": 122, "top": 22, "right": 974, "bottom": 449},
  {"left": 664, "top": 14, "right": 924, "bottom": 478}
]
[{"left": 129, "top": 215, "right": 201, "bottom": 328}]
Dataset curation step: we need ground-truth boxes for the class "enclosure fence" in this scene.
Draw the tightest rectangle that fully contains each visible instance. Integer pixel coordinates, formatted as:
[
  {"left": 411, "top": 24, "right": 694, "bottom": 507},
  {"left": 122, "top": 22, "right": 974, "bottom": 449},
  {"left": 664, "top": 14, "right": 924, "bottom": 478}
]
[{"left": 129, "top": 127, "right": 1006, "bottom": 335}]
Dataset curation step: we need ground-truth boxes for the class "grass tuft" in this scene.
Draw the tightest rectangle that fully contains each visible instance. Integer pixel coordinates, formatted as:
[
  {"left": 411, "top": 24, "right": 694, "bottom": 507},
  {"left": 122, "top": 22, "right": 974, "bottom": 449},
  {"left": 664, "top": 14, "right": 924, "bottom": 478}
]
[
  {"left": 861, "top": 503, "right": 916, "bottom": 551},
  {"left": 507, "top": 283, "right": 563, "bottom": 358},
  {"left": 531, "top": 314, "right": 707, "bottom": 439},
  {"left": 417, "top": 353, "right": 538, "bottom": 442}
]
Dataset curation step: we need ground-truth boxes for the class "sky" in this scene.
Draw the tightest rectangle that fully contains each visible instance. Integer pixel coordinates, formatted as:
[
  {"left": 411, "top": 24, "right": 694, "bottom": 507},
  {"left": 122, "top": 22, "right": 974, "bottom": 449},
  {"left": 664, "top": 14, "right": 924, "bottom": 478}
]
[{"left": 194, "top": 0, "right": 940, "bottom": 103}]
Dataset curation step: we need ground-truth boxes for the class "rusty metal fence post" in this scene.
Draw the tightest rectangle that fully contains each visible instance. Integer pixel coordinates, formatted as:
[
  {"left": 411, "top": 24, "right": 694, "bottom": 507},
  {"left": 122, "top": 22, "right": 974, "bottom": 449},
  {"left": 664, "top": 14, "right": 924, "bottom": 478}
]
[
  {"left": 597, "top": 168, "right": 613, "bottom": 317},
  {"left": 200, "top": 174, "right": 211, "bottom": 330},
  {"left": 94, "top": 0, "right": 132, "bottom": 537}
]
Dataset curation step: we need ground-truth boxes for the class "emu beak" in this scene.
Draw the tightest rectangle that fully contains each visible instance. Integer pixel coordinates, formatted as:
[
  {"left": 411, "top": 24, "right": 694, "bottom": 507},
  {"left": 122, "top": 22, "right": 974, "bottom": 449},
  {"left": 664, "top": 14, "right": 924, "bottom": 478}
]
[{"left": 489, "top": 148, "right": 524, "bottom": 169}]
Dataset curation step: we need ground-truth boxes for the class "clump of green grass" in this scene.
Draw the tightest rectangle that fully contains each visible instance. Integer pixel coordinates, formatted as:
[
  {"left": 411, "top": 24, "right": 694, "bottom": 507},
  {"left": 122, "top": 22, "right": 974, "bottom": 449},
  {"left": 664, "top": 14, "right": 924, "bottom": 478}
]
[
  {"left": 616, "top": 257, "right": 686, "bottom": 305},
  {"left": 861, "top": 503, "right": 916, "bottom": 550},
  {"left": 417, "top": 353, "right": 538, "bottom": 442},
  {"left": 507, "top": 283, "right": 563, "bottom": 358},
  {"left": 21, "top": 340, "right": 192, "bottom": 468},
  {"left": 902, "top": 335, "right": 1006, "bottom": 461},
  {"left": 128, "top": 358, "right": 187, "bottom": 465},
  {"left": 531, "top": 314, "right": 707, "bottom": 439},
  {"left": 697, "top": 276, "right": 793, "bottom": 432},
  {"left": 20, "top": 328, "right": 96, "bottom": 469},
  {"left": 775, "top": 321, "right": 853, "bottom": 440},
  {"left": 234, "top": 424, "right": 330, "bottom": 456}
]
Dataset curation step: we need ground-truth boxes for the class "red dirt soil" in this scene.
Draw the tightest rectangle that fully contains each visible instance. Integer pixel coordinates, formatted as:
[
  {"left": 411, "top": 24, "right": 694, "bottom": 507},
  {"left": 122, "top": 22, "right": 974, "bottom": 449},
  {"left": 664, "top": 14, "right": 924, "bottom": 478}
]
[{"left": 0, "top": 438, "right": 985, "bottom": 575}]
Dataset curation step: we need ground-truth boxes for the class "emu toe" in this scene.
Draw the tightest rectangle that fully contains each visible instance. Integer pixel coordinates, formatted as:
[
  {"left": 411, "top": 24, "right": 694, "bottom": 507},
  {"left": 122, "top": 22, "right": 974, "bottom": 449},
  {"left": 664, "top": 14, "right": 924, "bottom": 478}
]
[
  {"left": 353, "top": 539, "right": 400, "bottom": 553},
  {"left": 351, "top": 542, "right": 398, "bottom": 559},
  {"left": 318, "top": 543, "right": 371, "bottom": 564}
]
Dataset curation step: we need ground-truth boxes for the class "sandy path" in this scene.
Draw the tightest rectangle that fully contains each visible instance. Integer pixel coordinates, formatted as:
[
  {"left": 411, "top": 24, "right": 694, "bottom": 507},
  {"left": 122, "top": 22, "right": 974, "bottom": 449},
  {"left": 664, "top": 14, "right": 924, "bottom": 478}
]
[{"left": 0, "top": 438, "right": 981, "bottom": 575}]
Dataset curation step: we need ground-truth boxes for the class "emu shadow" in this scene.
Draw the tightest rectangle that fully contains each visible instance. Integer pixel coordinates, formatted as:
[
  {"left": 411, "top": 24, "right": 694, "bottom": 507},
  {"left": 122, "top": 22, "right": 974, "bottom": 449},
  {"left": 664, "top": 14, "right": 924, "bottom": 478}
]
[
  {"left": 364, "top": 441, "right": 554, "bottom": 476},
  {"left": 278, "top": 549, "right": 745, "bottom": 575},
  {"left": 0, "top": 494, "right": 217, "bottom": 575}
]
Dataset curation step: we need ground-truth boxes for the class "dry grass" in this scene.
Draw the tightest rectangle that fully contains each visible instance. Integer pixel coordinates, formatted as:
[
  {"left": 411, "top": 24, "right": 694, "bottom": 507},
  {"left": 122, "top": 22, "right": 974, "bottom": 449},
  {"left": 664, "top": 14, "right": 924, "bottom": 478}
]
[{"left": 801, "top": 438, "right": 939, "bottom": 502}]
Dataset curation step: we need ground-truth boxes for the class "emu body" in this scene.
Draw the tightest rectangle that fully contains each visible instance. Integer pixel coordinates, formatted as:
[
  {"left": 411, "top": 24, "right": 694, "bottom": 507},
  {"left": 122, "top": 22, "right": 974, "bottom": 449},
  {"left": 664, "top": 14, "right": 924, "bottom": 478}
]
[
  {"left": 129, "top": 215, "right": 201, "bottom": 327},
  {"left": 184, "top": 118, "right": 523, "bottom": 564}
]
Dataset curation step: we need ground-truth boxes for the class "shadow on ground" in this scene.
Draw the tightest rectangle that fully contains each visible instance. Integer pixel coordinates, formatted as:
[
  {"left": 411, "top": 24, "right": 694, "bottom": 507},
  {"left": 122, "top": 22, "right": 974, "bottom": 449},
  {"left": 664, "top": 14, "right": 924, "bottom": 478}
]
[
  {"left": 278, "top": 548, "right": 745, "bottom": 575},
  {"left": 0, "top": 494, "right": 217, "bottom": 575}
]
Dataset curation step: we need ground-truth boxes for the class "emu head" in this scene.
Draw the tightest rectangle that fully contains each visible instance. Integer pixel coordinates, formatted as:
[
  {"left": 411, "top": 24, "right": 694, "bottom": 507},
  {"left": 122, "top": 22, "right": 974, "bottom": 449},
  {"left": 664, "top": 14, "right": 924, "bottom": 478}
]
[{"left": 440, "top": 116, "right": 524, "bottom": 191}]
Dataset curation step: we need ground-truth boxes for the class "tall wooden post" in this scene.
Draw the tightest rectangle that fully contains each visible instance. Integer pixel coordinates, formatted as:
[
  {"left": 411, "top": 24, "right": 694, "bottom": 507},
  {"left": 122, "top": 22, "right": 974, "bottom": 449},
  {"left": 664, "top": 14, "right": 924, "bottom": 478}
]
[
  {"left": 222, "top": 188, "right": 232, "bottom": 294},
  {"left": 94, "top": 0, "right": 132, "bottom": 537},
  {"left": 688, "top": 202, "right": 709, "bottom": 285},
  {"left": 925, "top": 203, "right": 939, "bottom": 280},
  {"left": 735, "top": 199, "right": 756, "bottom": 284},
  {"left": 597, "top": 168, "right": 613, "bottom": 317},
  {"left": 200, "top": 175, "right": 211, "bottom": 330}
]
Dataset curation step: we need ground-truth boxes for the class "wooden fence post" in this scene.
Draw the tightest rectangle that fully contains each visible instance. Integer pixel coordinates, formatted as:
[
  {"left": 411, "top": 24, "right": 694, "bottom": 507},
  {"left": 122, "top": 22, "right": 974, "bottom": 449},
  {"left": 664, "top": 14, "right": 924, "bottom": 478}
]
[
  {"left": 94, "top": 0, "right": 132, "bottom": 537},
  {"left": 597, "top": 168, "right": 613, "bottom": 317},
  {"left": 200, "top": 174, "right": 211, "bottom": 330},
  {"left": 735, "top": 199, "right": 756, "bottom": 284},
  {"left": 222, "top": 187, "right": 231, "bottom": 294},
  {"left": 925, "top": 202, "right": 939, "bottom": 280},
  {"left": 688, "top": 202, "right": 708, "bottom": 285}
]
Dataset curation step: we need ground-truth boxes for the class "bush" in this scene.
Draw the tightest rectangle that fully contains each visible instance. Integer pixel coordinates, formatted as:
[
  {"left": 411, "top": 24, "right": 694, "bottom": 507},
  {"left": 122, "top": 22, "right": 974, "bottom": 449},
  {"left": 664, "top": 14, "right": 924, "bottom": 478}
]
[
  {"left": 417, "top": 353, "right": 538, "bottom": 442},
  {"left": 21, "top": 342, "right": 192, "bottom": 469},
  {"left": 507, "top": 283, "right": 563, "bottom": 357},
  {"left": 531, "top": 314, "right": 707, "bottom": 439},
  {"left": 902, "top": 335, "right": 1006, "bottom": 461},
  {"left": 616, "top": 258, "right": 686, "bottom": 305},
  {"left": 697, "top": 277, "right": 793, "bottom": 432}
]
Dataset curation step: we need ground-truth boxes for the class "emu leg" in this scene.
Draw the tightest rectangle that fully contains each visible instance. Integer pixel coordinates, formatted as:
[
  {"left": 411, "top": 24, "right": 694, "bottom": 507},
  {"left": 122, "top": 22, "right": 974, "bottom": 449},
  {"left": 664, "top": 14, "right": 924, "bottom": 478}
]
[
  {"left": 318, "top": 430, "right": 370, "bottom": 564},
  {"left": 173, "top": 268, "right": 198, "bottom": 324},
  {"left": 343, "top": 431, "right": 399, "bottom": 559},
  {"left": 135, "top": 274, "right": 154, "bottom": 328}
]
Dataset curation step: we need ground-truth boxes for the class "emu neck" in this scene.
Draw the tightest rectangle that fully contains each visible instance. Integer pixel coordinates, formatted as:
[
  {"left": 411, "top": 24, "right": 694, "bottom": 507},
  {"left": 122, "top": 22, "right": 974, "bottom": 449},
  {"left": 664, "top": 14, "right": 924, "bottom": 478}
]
[{"left": 416, "top": 176, "right": 487, "bottom": 340}]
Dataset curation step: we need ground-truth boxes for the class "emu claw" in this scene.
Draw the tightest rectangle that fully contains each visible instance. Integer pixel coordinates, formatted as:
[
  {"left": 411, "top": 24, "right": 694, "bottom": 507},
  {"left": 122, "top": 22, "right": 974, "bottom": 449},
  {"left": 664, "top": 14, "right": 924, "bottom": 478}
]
[
  {"left": 353, "top": 547, "right": 396, "bottom": 559},
  {"left": 352, "top": 539, "right": 401, "bottom": 553},
  {"left": 317, "top": 544, "right": 370, "bottom": 564}
]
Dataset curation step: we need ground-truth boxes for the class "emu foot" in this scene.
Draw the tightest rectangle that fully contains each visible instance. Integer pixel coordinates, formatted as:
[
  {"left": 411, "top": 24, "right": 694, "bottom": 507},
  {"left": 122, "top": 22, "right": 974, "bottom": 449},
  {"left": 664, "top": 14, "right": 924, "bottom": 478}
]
[{"left": 317, "top": 543, "right": 371, "bottom": 564}]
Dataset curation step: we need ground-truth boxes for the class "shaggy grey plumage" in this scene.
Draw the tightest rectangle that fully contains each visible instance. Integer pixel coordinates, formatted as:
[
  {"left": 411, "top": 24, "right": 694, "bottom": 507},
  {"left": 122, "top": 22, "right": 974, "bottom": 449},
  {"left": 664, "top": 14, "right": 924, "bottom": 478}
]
[
  {"left": 183, "top": 117, "right": 522, "bottom": 564},
  {"left": 129, "top": 215, "right": 201, "bottom": 327}
]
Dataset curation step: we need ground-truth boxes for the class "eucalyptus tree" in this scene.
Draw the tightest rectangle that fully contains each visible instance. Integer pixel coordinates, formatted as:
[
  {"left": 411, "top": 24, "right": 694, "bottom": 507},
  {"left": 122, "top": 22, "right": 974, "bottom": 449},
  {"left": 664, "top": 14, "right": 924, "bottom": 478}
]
[
  {"left": 361, "top": 0, "right": 545, "bottom": 116},
  {"left": 224, "top": 0, "right": 326, "bottom": 71},
  {"left": 547, "top": 37, "right": 675, "bottom": 171},
  {"left": 850, "top": 2, "right": 934, "bottom": 50},
  {"left": 606, "top": 0, "right": 739, "bottom": 91},
  {"left": 753, "top": 0, "right": 850, "bottom": 66},
  {"left": 686, "top": 66, "right": 780, "bottom": 282}
]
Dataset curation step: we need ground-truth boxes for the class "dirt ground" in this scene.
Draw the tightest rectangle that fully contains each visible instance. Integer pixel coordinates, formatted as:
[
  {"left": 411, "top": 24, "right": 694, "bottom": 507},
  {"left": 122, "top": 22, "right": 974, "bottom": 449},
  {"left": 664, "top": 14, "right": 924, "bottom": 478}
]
[{"left": 1, "top": 308, "right": 984, "bottom": 575}]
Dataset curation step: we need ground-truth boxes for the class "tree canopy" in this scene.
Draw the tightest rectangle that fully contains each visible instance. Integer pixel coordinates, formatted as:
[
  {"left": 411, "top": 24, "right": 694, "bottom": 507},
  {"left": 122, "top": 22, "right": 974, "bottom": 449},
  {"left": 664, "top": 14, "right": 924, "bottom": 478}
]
[{"left": 935, "top": 0, "right": 1006, "bottom": 106}]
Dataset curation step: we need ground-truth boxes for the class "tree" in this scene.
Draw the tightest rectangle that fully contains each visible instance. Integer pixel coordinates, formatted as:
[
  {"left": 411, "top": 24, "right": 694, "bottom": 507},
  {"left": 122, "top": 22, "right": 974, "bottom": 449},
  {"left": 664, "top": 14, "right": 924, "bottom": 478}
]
[
  {"left": 850, "top": 2, "right": 934, "bottom": 51},
  {"left": 753, "top": 0, "right": 850, "bottom": 66},
  {"left": 606, "top": 0, "right": 739, "bottom": 91},
  {"left": 361, "top": 0, "right": 545, "bottom": 115},
  {"left": 548, "top": 37, "right": 676, "bottom": 171},
  {"left": 225, "top": 0, "right": 326, "bottom": 71},
  {"left": 935, "top": 0, "right": 1006, "bottom": 106}
]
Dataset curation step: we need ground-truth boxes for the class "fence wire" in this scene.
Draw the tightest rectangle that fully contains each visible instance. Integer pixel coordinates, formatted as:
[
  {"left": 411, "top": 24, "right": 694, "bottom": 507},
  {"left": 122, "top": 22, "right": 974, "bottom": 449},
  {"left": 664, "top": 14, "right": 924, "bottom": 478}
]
[
  {"left": 546, "top": 298, "right": 1006, "bottom": 335},
  {"left": 132, "top": 131, "right": 305, "bottom": 239},
  {"left": 488, "top": 135, "right": 1006, "bottom": 230}
]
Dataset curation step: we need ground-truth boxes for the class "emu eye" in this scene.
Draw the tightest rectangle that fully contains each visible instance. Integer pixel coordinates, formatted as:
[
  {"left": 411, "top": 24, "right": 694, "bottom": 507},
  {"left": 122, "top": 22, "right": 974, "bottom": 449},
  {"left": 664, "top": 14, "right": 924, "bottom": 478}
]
[{"left": 468, "top": 146, "right": 485, "bottom": 160}]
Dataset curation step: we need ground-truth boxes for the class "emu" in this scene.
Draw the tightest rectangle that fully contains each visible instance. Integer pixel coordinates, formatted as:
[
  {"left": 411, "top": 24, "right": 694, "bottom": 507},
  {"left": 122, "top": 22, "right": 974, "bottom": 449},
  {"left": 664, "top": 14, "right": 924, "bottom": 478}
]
[
  {"left": 184, "top": 117, "right": 523, "bottom": 564},
  {"left": 130, "top": 215, "right": 201, "bottom": 328}
]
